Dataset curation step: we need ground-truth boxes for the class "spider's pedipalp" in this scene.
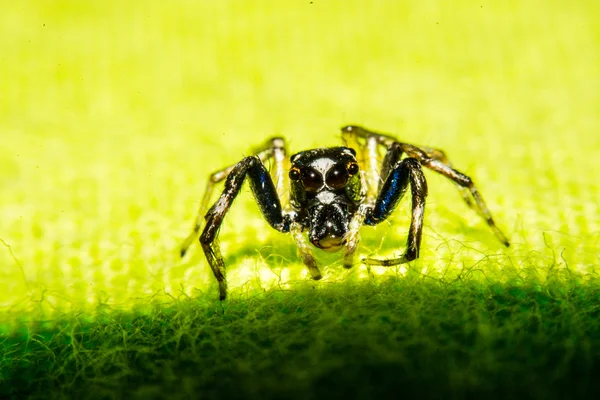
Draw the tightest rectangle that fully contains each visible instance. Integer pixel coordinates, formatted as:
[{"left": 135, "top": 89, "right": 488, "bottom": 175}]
[
  {"left": 290, "top": 222, "right": 322, "bottom": 280},
  {"left": 342, "top": 203, "right": 370, "bottom": 269}
]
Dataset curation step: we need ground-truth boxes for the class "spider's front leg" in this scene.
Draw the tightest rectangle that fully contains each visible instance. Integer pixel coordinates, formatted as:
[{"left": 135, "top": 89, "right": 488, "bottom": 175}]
[
  {"left": 199, "top": 156, "right": 293, "bottom": 300},
  {"left": 180, "top": 138, "right": 287, "bottom": 257},
  {"left": 362, "top": 142, "right": 429, "bottom": 266}
]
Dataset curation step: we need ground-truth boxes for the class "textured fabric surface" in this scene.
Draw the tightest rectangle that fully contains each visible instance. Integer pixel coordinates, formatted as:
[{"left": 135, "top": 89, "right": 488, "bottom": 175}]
[{"left": 1, "top": 1, "right": 598, "bottom": 327}]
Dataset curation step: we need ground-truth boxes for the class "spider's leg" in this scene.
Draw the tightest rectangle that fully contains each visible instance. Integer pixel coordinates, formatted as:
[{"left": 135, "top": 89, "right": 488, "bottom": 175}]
[
  {"left": 290, "top": 222, "right": 322, "bottom": 280},
  {"left": 341, "top": 128, "right": 382, "bottom": 204},
  {"left": 200, "top": 155, "right": 293, "bottom": 300},
  {"left": 251, "top": 137, "right": 288, "bottom": 199},
  {"left": 342, "top": 204, "right": 370, "bottom": 269},
  {"left": 180, "top": 137, "right": 287, "bottom": 257},
  {"left": 180, "top": 167, "right": 233, "bottom": 257},
  {"left": 340, "top": 127, "right": 400, "bottom": 268},
  {"left": 398, "top": 143, "right": 509, "bottom": 246},
  {"left": 363, "top": 136, "right": 382, "bottom": 203},
  {"left": 342, "top": 125, "right": 509, "bottom": 247},
  {"left": 362, "top": 141, "right": 428, "bottom": 266},
  {"left": 418, "top": 146, "right": 475, "bottom": 210}
]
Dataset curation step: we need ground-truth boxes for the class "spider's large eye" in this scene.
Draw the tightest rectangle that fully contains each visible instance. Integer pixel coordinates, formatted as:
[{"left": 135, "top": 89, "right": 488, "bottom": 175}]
[
  {"left": 325, "top": 164, "right": 350, "bottom": 189},
  {"left": 301, "top": 168, "right": 322, "bottom": 192},
  {"left": 289, "top": 168, "right": 301, "bottom": 181}
]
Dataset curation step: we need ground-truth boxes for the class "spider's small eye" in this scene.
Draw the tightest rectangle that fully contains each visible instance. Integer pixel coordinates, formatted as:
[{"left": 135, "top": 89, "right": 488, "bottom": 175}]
[
  {"left": 347, "top": 162, "right": 359, "bottom": 176},
  {"left": 325, "top": 164, "right": 350, "bottom": 189},
  {"left": 301, "top": 168, "right": 322, "bottom": 192},
  {"left": 289, "top": 168, "right": 301, "bottom": 181}
]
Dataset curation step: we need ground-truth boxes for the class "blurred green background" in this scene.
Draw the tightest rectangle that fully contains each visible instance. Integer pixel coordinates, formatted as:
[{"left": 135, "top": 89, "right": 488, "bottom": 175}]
[{"left": 1, "top": 0, "right": 599, "bottom": 328}]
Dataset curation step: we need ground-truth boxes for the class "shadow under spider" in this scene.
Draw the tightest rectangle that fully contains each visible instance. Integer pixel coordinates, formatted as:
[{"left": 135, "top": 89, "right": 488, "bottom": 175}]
[
  {"left": 181, "top": 225, "right": 404, "bottom": 270},
  {"left": 179, "top": 218, "right": 506, "bottom": 282}
]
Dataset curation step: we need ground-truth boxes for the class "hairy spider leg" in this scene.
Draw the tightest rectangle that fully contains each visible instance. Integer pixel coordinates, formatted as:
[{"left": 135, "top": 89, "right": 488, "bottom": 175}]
[
  {"left": 342, "top": 203, "right": 370, "bottom": 269},
  {"left": 338, "top": 133, "right": 428, "bottom": 267},
  {"left": 341, "top": 128, "right": 427, "bottom": 266},
  {"left": 290, "top": 222, "right": 322, "bottom": 280},
  {"left": 200, "top": 155, "right": 294, "bottom": 300},
  {"left": 342, "top": 125, "right": 510, "bottom": 247},
  {"left": 251, "top": 137, "right": 288, "bottom": 199},
  {"left": 180, "top": 138, "right": 287, "bottom": 257},
  {"left": 364, "top": 147, "right": 428, "bottom": 266},
  {"left": 417, "top": 147, "right": 475, "bottom": 210},
  {"left": 364, "top": 136, "right": 382, "bottom": 202},
  {"left": 336, "top": 136, "right": 380, "bottom": 269},
  {"left": 409, "top": 145, "right": 504, "bottom": 236}
]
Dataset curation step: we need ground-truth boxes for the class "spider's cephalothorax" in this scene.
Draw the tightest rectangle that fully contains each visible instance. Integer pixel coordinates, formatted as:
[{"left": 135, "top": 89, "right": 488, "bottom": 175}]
[
  {"left": 180, "top": 126, "right": 510, "bottom": 300},
  {"left": 288, "top": 147, "right": 364, "bottom": 252}
]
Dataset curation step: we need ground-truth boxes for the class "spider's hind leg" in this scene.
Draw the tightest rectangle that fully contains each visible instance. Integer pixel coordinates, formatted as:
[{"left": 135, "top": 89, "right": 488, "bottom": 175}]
[
  {"left": 418, "top": 146, "right": 477, "bottom": 212},
  {"left": 401, "top": 144, "right": 510, "bottom": 247}
]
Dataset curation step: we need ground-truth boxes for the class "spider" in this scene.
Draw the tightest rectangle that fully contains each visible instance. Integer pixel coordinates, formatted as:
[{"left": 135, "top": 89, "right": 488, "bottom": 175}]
[{"left": 180, "top": 125, "right": 509, "bottom": 300}]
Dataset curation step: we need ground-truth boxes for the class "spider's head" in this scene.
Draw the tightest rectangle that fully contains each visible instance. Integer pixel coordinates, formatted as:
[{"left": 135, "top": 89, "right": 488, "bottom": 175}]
[{"left": 288, "top": 147, "right": 363, "bottom": 252}]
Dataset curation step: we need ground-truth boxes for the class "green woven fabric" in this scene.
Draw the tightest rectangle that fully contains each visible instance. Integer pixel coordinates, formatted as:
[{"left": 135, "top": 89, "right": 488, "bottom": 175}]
[{"left": 1, "top": 0, "right": 598, "bottom": 329}]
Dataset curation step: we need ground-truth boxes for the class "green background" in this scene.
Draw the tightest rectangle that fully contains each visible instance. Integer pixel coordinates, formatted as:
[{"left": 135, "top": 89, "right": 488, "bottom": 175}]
[
  {"left": 2, "top": 0, "right": 598, "bottom": 322},
  {"left": 1, "top": 1, "right": 599, "bottom": 398}
]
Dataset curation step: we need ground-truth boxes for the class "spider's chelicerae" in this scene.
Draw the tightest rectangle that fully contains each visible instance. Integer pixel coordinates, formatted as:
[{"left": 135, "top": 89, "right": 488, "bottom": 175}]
[{"left": 180, "top": 125, "right": 509, "bottom": 300}]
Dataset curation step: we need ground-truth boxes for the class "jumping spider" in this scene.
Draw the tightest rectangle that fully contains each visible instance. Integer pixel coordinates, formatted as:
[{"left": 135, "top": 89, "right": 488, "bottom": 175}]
[{"left": 180, "top": 125, "right": 509, "bottom": 300}]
